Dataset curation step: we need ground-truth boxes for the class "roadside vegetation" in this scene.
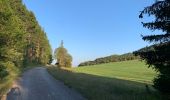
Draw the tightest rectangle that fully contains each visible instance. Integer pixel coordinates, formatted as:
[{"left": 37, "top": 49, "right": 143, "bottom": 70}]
[
  {"left": 48, "top": 60, "right": 169, "bottom": 100},
  {"left": 0, "top": 0, "right": 52, "bottom": 98}
]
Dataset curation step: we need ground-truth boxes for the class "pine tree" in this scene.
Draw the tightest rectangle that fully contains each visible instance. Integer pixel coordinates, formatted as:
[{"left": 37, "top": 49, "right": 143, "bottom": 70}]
[{"left": 135, "top": 0, "right": 170, "bottom": 93}]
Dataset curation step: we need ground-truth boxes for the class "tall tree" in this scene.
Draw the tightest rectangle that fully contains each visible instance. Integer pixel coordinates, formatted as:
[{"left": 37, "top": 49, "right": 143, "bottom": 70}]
[
  {"left": 0, "top": 0, "right": 52, "bottom": 78},
  {"left": 135, "top": 0, "right": 170, "bottom": 93},
  {"left": 0, "top": 0, "right": 52, "bottom": 96},
  {"left": 54, "top": 41, "right": 72, "bottom": 68}
]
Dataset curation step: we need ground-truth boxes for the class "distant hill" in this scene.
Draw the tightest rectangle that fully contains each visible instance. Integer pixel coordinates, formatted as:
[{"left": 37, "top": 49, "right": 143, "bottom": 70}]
[{"left": 78, "top": 53, "right": 139, "bottom": 67}]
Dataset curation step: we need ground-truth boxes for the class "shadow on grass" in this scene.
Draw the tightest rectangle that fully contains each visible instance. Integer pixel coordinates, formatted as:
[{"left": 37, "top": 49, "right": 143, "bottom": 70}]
[{"left": 48, "top": 67, "right": 169, "bottom": 100}]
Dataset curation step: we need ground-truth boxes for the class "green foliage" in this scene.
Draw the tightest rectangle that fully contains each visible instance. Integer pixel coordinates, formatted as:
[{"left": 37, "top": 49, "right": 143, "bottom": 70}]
[
  {"left": 48, "top": 55, "right": 53, "bottom": 65},
  {"left": 153, "top": 74, "right": 170, "bottom": 93},
  {"left": 0, "top": 0, "right": 52, "bottom": 97},
  {"left": 79, "top": 53, "right": 139, "bottom": 67},
  {"left": 135, "top": 0, "right": 170, "bottom": 93},
  {"left": 54, "top": 41, "right": 72, "bottom": 67},
  {"left": 0, "top": 63, "right": 8, "bottom": 80}
]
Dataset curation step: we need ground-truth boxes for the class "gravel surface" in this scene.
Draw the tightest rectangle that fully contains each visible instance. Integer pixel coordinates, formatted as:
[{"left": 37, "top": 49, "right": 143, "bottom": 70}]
[{"left": 6, "top": 67, "right": 86, "bottom": 100}]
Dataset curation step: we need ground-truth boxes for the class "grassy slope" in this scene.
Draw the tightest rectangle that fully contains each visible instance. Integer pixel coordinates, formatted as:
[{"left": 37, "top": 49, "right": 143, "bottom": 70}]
[
  {"left": 48, "top": 60, "right": 166, "bottom": 100},
  {"left": 74, "top": 60, "right": 157, "bottom": 84}
]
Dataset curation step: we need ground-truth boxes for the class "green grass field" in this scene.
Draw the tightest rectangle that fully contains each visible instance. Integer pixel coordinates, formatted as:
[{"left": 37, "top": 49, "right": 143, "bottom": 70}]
[
  {"left": 74, "top": 60, "right": 157, "bottom": 84},
  {"left": 48, "top": 60, "right": 167, "bottom": 100}
]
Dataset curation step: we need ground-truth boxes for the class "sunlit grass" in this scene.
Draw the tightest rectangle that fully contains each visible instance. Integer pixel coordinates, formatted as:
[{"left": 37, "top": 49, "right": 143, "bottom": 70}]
[
  {"left": 48, "top": 60, "right": 165, "bottom": 100},
  {"left": 73, "top": 60, "right": 157, "bottom": 84}
]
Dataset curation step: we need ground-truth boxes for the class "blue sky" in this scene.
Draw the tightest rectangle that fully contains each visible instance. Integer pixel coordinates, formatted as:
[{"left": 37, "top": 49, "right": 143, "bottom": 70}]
[{"left": 23, "top": 0, "right": 154, "bottom": 66}]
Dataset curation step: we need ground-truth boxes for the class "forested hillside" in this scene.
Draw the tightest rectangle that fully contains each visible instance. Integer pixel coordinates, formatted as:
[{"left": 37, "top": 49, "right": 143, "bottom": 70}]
[
  {"left": 0, "top": 0, "right": 52, "bottom": 96},
  {"left": 78, "top": 53, "right": 139, "bottom": 67}
]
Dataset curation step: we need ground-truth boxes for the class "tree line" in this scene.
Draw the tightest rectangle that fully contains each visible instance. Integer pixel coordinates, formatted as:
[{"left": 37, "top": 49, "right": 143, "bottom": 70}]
[
  {"left": 78, "top": 53, "right": 139, "bottom": 67},
  {"left": 0, "top": 0, "right": 52, "bottom": 80}
]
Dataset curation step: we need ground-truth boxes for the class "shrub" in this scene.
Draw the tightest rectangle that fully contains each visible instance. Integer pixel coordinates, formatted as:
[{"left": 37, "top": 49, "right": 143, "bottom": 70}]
[{"left": 0, "top": 63, "right": 9, "bottom": 80}]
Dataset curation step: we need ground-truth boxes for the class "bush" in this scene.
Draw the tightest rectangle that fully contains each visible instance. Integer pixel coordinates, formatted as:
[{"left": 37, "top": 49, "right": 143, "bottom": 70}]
[{"left": 0, "top": 64, "right": 9, "bottom": 80}]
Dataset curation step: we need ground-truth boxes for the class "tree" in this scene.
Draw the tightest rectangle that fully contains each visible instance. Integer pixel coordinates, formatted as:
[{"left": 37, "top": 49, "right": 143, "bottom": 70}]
[
  {"left": 0, "top": 0, "right": 52, "bottom": 96},
  {"left": 135, "top": 0, "right": 170, "bottom": 93},
  {"left": 65, "top": 54, "right": 72, "bottom": 67},
  {"left": 54, "top": 41, "right": 72, "bottom": 68},
  {"left": 0, "top": 0, "right": 52, "bottom": 80},
  {"left": 48, "top": 55, "right": 53, "bottom": 65}
]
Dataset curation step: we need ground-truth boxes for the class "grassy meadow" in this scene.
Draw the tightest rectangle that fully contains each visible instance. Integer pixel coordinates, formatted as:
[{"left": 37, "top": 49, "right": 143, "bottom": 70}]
[
  {"left": 48, "top": 60, "right": 169, "bottom": 100},
  {"left": 74, "top": 60, "right": 156, "bottom": 84}
]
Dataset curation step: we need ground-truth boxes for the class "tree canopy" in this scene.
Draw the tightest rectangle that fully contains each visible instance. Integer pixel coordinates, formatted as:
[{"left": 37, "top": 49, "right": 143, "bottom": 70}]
[
  {"left": 0, "top": 0, "right": 52, "bottom": 79},
  {"left": 135, "top": 0, "right": 170, "bottom": 93},
  {"left": 54, "top": 41, "right": 72, "bottom": 68}
]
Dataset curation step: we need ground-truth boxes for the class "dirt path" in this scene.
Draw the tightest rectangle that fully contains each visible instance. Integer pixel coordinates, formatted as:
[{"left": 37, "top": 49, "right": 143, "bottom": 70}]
[{"left": 6, "top": 67, "right": 86, "bottom": 100}]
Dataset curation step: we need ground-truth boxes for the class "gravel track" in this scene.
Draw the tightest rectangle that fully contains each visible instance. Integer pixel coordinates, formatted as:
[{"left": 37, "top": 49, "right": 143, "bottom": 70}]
[{"left": 6, "top": 67, "right": 86, "bottom": 100}]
